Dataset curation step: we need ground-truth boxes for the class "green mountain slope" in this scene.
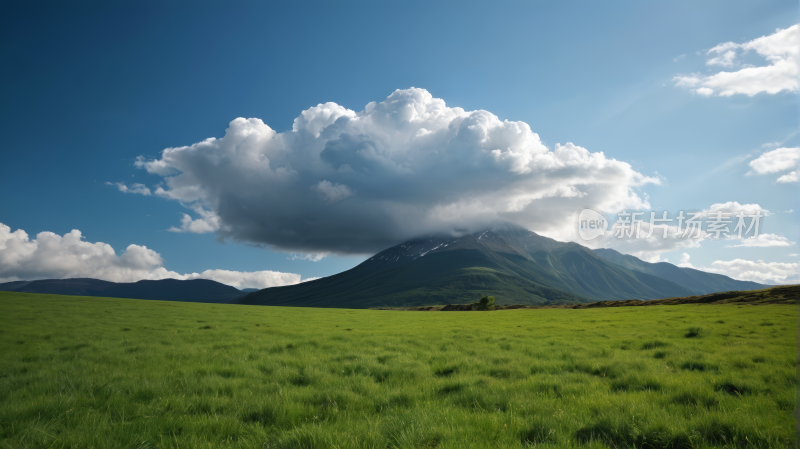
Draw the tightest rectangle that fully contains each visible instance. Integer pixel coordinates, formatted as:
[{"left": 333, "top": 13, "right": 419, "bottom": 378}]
[
  {"left": 238, "top": 224, "right": 695, "bottom": 308},
  {"left": 592, "top": 248, "right": 767, "bottom": 295}
]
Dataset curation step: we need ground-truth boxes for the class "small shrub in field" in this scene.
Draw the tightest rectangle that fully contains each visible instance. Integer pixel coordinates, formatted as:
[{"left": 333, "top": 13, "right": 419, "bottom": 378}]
[
  {"left": 684, "top": 327, "right": 702, "bottom": 338},
  {"left": 477, "top": 295, "right": 495, "bottom": 310},
  {"left": 653, "top": 351, "right": 668, "bottom": 359}
]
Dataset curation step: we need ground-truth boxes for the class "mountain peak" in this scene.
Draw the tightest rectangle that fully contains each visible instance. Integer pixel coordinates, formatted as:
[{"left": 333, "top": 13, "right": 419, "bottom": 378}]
[{"left": 239, "top": 223, "right": 697, "bottom": 308}]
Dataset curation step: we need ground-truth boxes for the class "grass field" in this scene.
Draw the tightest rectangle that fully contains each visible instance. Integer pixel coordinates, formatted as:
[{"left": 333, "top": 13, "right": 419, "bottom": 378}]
[{"left": 0, "top": 292, "right": 796, "bottom": 448}]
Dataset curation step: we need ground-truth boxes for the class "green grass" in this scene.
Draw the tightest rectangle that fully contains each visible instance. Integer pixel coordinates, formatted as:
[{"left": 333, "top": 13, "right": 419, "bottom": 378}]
[{"left": 0, "top": 291, "right": 795, "bottom": 448}]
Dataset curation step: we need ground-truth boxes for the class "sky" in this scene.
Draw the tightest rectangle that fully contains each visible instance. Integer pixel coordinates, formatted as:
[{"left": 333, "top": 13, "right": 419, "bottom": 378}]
[{"left": 1, "top": 0, "right": 798, "bottom": 288}]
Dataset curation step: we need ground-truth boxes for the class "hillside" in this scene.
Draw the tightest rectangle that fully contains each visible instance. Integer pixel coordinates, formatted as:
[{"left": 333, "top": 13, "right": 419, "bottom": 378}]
[
  {"left": 0, "top": 278, "right": 245, "bottom": 303},
  {"left": 388, "top": 284, "right": 798, "bottom": 310},
  {"left": 237, "top": 224, "right": 695, "bottom": 308},
  {"left": 592, "top": 248, "right": 766, "bottom": 294},
  {"left": 569, "top": 284, "right": 799, "bottom": 308}
]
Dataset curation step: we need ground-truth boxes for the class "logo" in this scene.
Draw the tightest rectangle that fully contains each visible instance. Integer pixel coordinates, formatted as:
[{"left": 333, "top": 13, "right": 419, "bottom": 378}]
[{"left": 575, "top": 206, "right": 609, "bottom": 241}]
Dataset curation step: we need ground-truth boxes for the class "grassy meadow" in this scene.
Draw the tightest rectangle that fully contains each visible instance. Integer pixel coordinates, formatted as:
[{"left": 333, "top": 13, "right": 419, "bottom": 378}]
[{"left": 0, "top": 291, "right": 796, "bottom": 448}]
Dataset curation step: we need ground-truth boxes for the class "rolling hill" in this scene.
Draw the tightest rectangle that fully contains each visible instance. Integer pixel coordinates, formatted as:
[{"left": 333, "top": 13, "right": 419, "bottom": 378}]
[
  {"left": 237, "top": 223, "right": 696, "bottom": 308},
  {"left": 0, "top": 278, "right": 246, "bottom": 303}
]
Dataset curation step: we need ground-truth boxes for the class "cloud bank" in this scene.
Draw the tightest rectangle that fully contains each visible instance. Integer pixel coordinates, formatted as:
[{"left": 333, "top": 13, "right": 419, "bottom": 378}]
[
  {"left": 125, "top": 88, "right": 658, "bottom": 254},
  {"left": 587, "top": 221, "right": 707, "bottom": 263},
  {"left": 725, "top": 233, "right": 794, "bottom": 248},
  {"left": 0, "top": 223, "right": 304, "bottom": 289},
  {"left": 586, "top": 201, "right": 773, "bottom": 261},
  {"left": 676, "top": 253, "right": 798, "bottom": 285},
  {"left": 705, "top": 259, "right": 799, "bottom": 284},
  {"left": 674, "top": 24, "right": 799, "bottom": 97}
]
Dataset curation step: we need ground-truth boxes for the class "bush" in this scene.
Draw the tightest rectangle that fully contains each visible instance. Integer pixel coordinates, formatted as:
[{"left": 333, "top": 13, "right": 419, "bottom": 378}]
[{"left": 477, "top": 295, "right": 495, "bottom": 311}]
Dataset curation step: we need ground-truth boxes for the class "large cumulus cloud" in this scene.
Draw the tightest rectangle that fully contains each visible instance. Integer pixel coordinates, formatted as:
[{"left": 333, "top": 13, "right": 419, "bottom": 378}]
[
  {"left": 0, "top": 223, "right": 304, "bottom": 289},
  {"left": 127, "top": 88, "right": 658, "bottom": 254}
]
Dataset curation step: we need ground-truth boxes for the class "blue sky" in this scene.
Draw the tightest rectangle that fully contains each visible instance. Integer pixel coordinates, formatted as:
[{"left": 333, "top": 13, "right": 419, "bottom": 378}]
[{"left": 1, "top": 0, "right": 797, "bottom": 287}]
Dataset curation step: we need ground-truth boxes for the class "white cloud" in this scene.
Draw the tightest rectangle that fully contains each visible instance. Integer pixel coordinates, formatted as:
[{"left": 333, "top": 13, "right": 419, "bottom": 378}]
[
  {"left": 106, "top": 182, "right": 151, "bottom": 196},
  {"left": 288, "top": 252, "right": 330, "bottom": 262},
  {"left": 129, "top": 88, "right": 660, "bottom": 254},
  {"left": 0, "top": 223, "right": 304, "bottom": 289},
  {"left": 678, "top": 252, "right": 692, "bottom": 268},
  {"left": 704, "top": 259, "right": 799, "bottom": 284},
  {"left": 747, "top": 147, "right": 800, "bottom": 182},
  {"left": 748, "top": 147, "right": 800, "bottom": 174},
  {"left": 168, "top": 206, "right": 221, "bottom": 234},
  {"left": 180, "top": 269, "right": 301, "bottom": 290},
  {"left": 585, "top": 200, "right": 772, "bottom": 261},
  {"left": 707, "top": 201, "right": 767, "bottom": 215},
  {"left": 586, "top": 222, "right": 707, "bottom": 262},
  {"left": 725, "top": 233, "right": 794, "bottom": 248},
  {"left": 788, "top": 253, "right": 798, "bottom": 257},
  {"left": 706, "top": 44, "right": 738, "bottom": 67},
  {"left": 777, "top": 170, "right": 798, "bottom": 183},
  {"left": 695, "top": 87, "right": 714, "bottom": 96},
  {"left": 674, "top": 24, "right": 799, "bottom": 97}
]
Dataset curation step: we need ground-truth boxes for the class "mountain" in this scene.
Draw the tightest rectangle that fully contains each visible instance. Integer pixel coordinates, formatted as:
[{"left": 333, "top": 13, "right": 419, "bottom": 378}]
[
  {"left": 592, "top": 248, "right": 767, "bottom": 295},
  {"left": 239, "top": 288, "right": 260, "bottom": 293},
  {"left": 237, "top": 224, "right": 695, "bottom": 308},
  {"left": 0, "top": 278, "right": 245, "bottom": 303},
  {"left": 0, "top": 281, "right": 32, "bottom": 291}
]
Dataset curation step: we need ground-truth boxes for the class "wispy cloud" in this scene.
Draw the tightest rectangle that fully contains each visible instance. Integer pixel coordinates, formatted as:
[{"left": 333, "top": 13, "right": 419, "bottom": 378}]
[
  {"left": 725, "top": 233, "right": 794, "bottom": 248},
  {"left": 106, "top": 182, "right": 151, "bottom": 196}
]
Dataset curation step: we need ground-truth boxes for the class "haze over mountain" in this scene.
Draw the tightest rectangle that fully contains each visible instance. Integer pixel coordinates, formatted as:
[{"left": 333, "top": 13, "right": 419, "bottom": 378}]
[
  {"left": 591, "top": 248, "right": 767, "bottom": 295},
  {"left": 0, "top": 278, "right": 247, "bottom": 303},
  {"left": 237, "top": 224, "right": 698, "bottom": 308}
]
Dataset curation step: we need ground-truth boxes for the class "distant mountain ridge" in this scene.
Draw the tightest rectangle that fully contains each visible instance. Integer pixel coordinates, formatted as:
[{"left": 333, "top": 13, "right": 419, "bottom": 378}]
[
  {"left": 237, "top": 224, "right": 698, "bottom": 308},
  {"left": 2, "top": 229, "right": 768, "bottom": 307},
  {"left": 0, "top": 278, "right": 246, "bottom": 303},
  {"left": 591, "top": 248, "right": 766, "bottom": 295}
]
